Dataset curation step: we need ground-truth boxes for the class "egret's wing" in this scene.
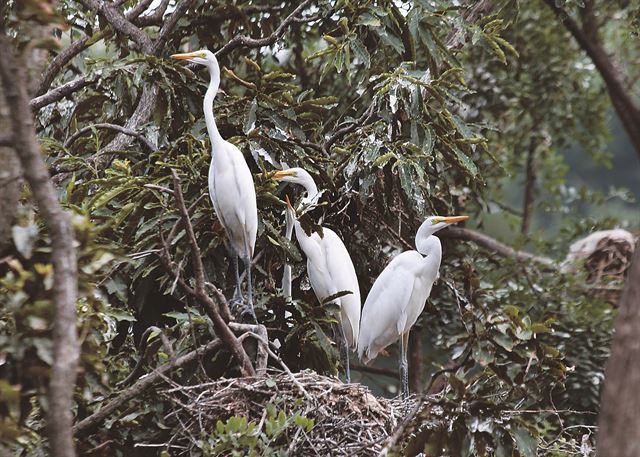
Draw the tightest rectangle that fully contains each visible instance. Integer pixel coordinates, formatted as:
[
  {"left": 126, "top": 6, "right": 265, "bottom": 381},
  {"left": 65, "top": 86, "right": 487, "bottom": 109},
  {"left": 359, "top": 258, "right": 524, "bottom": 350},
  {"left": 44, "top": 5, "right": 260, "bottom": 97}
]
[
  {"left": 227, "top": 142, "right": 258, "bottom": 255},
  {"left": 210, "top": 142, "right": 258, "bottom": 256},
  {"left": 357, "top": 252, "right": 420, "bottom": 363},
  {"left": 320, "top": 228, "right": 361, "bottom": 348}
]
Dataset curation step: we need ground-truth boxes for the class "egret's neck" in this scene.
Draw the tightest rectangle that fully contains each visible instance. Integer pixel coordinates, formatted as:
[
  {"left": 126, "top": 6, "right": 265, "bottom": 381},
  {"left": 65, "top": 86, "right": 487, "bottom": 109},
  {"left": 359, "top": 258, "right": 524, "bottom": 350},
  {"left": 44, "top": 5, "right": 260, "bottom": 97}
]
[
  {"left": 284, "top": 209, "right": 295, "bottom": 240},
  {"left": 204, "top": 62, "right": 223, "bottom": 148},
  {"left": 298, "top": 174, "right": 319, "bottom": 207},
  {"left": 416, "top": 234, "right": 442, "bottom": 257},
  {"left": 415, "top": 221, "right": 440, "bottom": 256}
]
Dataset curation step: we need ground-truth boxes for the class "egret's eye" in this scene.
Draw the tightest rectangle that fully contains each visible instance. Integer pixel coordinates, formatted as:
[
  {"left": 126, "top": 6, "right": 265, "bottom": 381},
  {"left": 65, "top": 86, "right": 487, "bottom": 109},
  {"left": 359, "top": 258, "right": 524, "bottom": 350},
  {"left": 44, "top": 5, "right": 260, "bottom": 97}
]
[
  {"left": 431, "top": 217, "right": 442, "bottom": 225},
  {"left": 200, "top": 52, "right": 206, "bottom": 58}
]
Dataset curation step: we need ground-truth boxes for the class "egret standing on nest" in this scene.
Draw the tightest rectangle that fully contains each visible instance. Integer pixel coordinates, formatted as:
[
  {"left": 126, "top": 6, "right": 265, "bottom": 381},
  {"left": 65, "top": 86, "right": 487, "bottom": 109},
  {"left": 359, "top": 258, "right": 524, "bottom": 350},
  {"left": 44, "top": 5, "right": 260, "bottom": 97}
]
[
  {"left": 273, "top": 167, "right": 361, "bottom": 383},
  {"left": 171, "top": 50, "right": 258, "bottom": 320},
  {"left": 357, "top": 215, "right": 468, "bottom": 399}
]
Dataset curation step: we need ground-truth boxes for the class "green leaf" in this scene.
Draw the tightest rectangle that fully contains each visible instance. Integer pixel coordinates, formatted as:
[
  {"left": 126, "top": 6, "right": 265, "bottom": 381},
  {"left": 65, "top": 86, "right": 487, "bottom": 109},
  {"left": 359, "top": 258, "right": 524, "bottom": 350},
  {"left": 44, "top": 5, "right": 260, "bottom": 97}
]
[
  {"left": 321, "top": 290, "right": 354, "bottom": 305},
  {"left": 350, "top": 38, "right": 371, "bottom": 68},
  {"left": 510, "top": 427, "right": 537, "bottom": 457},
  {"left": 244, "top": 98, "right": 258, "bottom": 134},
  {"left": 358, "top": 13, "right": 381, "bottom": 27}
]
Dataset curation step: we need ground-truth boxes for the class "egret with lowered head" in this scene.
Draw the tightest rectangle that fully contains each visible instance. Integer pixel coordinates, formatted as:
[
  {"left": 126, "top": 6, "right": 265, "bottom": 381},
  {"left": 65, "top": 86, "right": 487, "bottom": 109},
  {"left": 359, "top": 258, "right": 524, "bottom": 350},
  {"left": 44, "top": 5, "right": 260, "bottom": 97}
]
[
  {"left": 171, "top": 49, "right": 258, "bottom": 320},
  {"left": 273, "top": 167, "right": 360, "bottom": 383},
  {"left": 357, "top": 215, "right": 468, "bottom": 399}
]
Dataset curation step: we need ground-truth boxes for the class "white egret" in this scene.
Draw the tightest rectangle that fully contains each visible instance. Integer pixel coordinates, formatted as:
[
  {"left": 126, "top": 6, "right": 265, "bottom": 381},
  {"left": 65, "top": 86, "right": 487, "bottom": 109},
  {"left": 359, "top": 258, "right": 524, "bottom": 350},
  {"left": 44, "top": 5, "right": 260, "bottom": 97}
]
[
  {"left": 171, "top": 50, "right": 258, "bottom": 320},
  {"left": 357, "top": 215, "right": 468, "bottom": 399},
  {"left": 273, "top": 168, "right": 360, "bottom": 382}
]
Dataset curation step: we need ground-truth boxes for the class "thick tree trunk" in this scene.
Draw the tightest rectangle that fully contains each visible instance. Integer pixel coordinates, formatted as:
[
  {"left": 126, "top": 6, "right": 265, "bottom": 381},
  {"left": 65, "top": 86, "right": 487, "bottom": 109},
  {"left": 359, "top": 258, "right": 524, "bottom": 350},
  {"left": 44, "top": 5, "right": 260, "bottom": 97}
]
[
  {"left": 0, "top": 83, "right": 21, "bottom": 253},
  {"left": 597, "top": 240, "right": 640, "bottom": 456},
  {"left": 0, "top": 34, "right": 79, "bottom": 457}
]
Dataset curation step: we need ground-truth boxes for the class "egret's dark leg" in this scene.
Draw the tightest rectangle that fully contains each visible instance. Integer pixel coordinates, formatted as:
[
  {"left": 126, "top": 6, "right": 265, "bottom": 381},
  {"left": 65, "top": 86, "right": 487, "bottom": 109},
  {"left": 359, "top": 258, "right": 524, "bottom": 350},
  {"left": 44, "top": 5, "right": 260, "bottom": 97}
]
[
  {"left": 229, "top": 254, "right": 243, "bottom": 311},
  {"left": 339, "top": 323, "right": 351, "bottom": 383},
  {"left": 400, "top": 331, "right": 410, "bottom": 400},
  {"left": 240, "top": 251, "right": 256, "bottom": 322}
]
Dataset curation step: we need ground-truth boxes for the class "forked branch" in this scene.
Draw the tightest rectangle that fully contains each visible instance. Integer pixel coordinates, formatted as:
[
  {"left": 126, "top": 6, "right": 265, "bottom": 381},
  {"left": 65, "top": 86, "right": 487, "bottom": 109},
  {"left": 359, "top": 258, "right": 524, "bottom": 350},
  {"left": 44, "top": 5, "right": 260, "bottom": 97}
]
[{"left": 158, "top": 170, "right": 255, "bottom": 377}]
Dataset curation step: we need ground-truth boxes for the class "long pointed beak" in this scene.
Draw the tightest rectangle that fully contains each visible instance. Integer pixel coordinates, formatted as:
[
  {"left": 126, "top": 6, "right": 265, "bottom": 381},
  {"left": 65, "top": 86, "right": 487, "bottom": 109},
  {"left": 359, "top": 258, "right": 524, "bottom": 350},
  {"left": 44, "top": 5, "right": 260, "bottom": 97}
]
[
  {"left": 285, "top": 195, "right": 293, "bottom": 210},
  {"left": 171, "top": 52, "right": 200, "bottom": 60},
  {"left": 272, "top": 169, "right": 296, "bottom": 181},
  {"left": 442, "top": 215, "right": 469, "bottom": 224}
]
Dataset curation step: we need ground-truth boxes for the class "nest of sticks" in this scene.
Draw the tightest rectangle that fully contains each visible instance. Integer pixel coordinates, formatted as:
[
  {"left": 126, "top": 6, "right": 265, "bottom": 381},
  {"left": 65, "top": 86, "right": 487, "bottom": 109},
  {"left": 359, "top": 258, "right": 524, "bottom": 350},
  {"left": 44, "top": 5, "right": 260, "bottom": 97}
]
[
  {"left": 157, "top": 369, "right": 414, "bottom": 456},
  {"left": 584, "top": 237, "right": 635, "bottom": 305}
]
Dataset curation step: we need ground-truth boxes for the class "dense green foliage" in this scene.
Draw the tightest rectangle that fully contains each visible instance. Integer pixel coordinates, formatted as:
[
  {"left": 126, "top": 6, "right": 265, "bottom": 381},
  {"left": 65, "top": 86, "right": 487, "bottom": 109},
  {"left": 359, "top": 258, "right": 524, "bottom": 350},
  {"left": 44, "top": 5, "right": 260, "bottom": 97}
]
[{"left": 1, "top": 0, "right": 637, "bottom": 455}]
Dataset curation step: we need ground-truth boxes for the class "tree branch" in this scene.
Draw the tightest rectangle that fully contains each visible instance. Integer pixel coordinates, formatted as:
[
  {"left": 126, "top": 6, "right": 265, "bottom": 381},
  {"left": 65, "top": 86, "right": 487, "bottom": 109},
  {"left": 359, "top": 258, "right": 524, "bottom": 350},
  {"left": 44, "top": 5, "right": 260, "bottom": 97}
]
[
  {"left": 152, "top": 0, "right": 197, "bottom": 54},
  {"left": 30, "top": 76, "right": 95, "bottom": 111},
  {"left": 0, "top": 34, "right": 79, "bottom": 457},
  {"left": 64, "top": 123, "right": 156, "bottom": 151},
  {"left": 165, "top": 170, "right": 256, "bottom": 377},
  {"left": 73, "top": 338, "right": 223, "bottom": 435},
  {"left": 35, "top": 0, "right": 157, "bottom": 96},
  {"left": 216, "top": 0, "right": 314, "bottom": 59},
  {"left": 324, "top": 100, "right": 377, "bottom": 155},
  {"left": 78, "top": 0, "right": 153, "bottom": 52},
  {"left": 441, "top": 226, "right": 556, "bottom": 268},
  {"left": 542, "top": 0, "right": 640, "bottom": 159}
]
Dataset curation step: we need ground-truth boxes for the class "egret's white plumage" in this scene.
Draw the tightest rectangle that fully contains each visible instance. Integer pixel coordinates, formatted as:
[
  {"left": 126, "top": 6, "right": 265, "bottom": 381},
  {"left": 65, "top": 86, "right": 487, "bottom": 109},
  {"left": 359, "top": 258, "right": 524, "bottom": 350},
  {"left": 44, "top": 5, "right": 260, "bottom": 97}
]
[
  {"left": 293, "top": 222, "right": 361, "bottom": 348},
  {"left": 172, "top": 50, "right": 258, "bottom": 318},
  {"left": 282, "top": 205, "right": 295, "bottom": 299},
  {"left": 273, "top": 168, "right": 361, "bottom": 380},
  {"left": 357, "top": 215, "right": 468, "bottom": 398}
]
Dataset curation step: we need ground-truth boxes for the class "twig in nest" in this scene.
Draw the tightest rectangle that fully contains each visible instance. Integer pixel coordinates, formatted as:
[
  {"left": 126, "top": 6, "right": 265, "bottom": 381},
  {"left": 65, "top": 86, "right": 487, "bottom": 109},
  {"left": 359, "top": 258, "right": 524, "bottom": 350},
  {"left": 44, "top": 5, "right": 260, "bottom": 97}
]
[{"left": 378, "top": 347, "right": 472, "bottom": 456}]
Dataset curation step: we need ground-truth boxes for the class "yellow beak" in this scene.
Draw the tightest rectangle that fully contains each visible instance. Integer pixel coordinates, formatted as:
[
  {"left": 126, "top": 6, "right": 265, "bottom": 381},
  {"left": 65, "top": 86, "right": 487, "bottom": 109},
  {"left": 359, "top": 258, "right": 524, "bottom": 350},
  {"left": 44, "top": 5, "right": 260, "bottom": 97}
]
[
  {"left": 285, "top": 195, "right": 293, "bottom": 209},
  {"left": 171, "top": 52, "right": 201, "bottom": 60},
  {"left": 441, "top": 215, "right": 469, "bottom": 224},
  {"left": 272, "top": 169, "right": 296, "bottom": 181}
]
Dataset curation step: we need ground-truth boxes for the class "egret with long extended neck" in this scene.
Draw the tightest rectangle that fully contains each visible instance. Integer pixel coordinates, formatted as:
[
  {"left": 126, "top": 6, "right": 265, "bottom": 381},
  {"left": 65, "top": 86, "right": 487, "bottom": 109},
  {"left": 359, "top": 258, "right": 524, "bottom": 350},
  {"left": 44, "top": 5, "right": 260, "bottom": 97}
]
[
  {"left": 171, "top": 50, "right": 258, "bottom": 320},
  {"left": 273, "top": 167, "right": 360, "bottom": 383},
  {"left": 357, "top": 215, "right": 468, "bottom": 399}
]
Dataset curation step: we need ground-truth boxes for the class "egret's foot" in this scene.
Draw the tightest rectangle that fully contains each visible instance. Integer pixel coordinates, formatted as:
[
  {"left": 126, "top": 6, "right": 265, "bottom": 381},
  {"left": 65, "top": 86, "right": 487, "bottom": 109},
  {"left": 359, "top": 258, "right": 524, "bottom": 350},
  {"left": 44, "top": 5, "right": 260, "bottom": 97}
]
[
  {"left": 229, "top": 296, "right": 244, "bottom": 313},
  {"left": 239, "top": 305, "right": 258, "bottom": 324}
]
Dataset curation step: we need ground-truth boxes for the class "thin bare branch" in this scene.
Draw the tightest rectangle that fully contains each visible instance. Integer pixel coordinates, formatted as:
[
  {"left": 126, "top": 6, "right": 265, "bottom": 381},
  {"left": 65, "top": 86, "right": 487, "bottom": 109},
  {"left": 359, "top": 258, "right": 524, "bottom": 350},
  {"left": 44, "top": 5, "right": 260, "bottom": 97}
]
[
  {"left": 167, "top": 170, "right": 255, "bottom": 377},
  {"left": 153, "top": 0, "right": 197, "bottom": 53},
  {"left": 324, "top": 101, "right": 377, "bottom": 155},
  {"left": 216, "top": 0, "right": 314, "bottom": 59},
  {"left": 171, "top": 170, "right": 206, "bottom": 292},
  {"left": 64, "top": 122, "right": 156, "bottom": 151}
]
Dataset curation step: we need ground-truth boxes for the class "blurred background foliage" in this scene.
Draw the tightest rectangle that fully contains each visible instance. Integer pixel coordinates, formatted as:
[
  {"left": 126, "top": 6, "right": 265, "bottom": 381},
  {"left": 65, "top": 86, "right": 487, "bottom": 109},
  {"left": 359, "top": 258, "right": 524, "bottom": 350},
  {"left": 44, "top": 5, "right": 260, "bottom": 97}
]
[{"left": 0, "top": 0, "right": 638, "bottom": 455}]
